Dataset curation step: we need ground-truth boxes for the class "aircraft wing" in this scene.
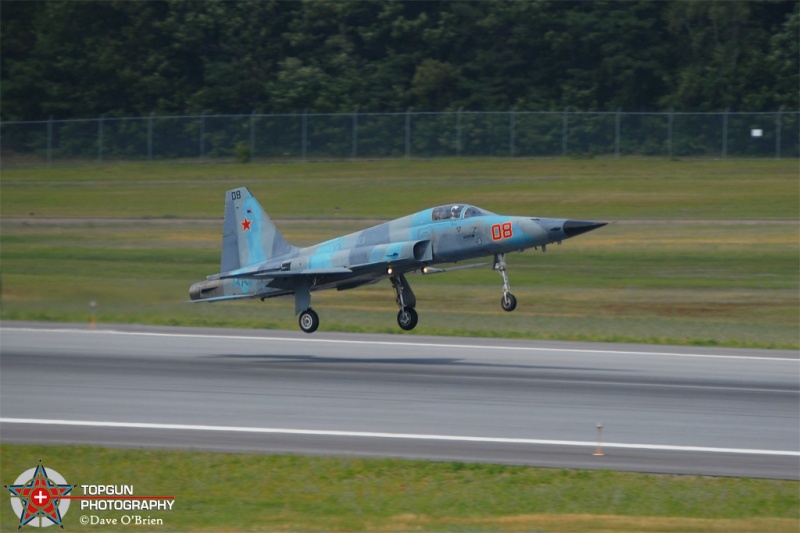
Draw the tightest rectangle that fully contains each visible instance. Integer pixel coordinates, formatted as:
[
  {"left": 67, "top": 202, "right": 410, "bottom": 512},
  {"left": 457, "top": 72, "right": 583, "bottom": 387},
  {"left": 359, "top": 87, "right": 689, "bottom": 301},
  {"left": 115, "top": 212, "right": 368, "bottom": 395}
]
[
  {"left": 219, "top": 267, "right": 354, "bottom": 279},
  {"left": 418, "top": 262, "right": 490, "bottom": 275},
  {"left": 193, "top": 293, "right": 261, "bottom": 303},
  {"left": 216, "top": 239, "right": 433, "bottom": 281}
]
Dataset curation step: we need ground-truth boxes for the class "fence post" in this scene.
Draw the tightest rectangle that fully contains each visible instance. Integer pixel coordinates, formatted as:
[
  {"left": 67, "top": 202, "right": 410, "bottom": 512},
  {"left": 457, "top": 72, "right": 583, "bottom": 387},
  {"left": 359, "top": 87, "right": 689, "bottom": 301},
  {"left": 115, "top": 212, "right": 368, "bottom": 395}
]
[
  {"left": 456, "top": 107, "right": 463, "bottom": 157},
  {"left": 775, "top": 107, "right": 783, "bottom": 159},
  {"left": 561, "top": 109, "right": 568, "bottom": 157},
  {"left": 509, "top": 108, "right": 516, "bottom": 158},
  {"left": 98, "top": 113, "right": 106, "bottom": 163},
  {"left": 47, "top": 116, "right": 53, "bottom": 166},
  {"left": 147, "top": 112, "right": 154, "bottom": 161},
  {"left": 722, "top": 109, "right": 729, "bottom": 159},
  {"left": 250, "top": 109, "right": 257, "bottom": 160},
  {"left": 200, "top": 111, "right": 207, "bottom": 160},
  {"left": 405, "top": 107, "right": 412, "bottom": 160},
  {"left": 352, "top": 107, "right": 358, "bottom": 159},
  {"left": 667, "top": 109, "right": 674, "bottom": 159},
  {"left": 302, "top": 109, "right": 308, "bottom": 162},
  {"left": 615, "top": 108, "right": 621, "bottom": 159}
]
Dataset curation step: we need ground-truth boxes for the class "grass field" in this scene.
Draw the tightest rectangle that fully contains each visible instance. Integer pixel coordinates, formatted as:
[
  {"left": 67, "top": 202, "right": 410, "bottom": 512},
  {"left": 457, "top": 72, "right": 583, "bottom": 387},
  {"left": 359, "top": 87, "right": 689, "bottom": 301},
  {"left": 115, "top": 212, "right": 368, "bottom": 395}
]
[
  {"left": 1, "top": 159, "right": 799, "bottom": 531},
  {"left": 2, "top": 444, "right": 798, "bottom": 532},
  {"left": 1, "top": 158, "right": 798, "bottom": 348}
]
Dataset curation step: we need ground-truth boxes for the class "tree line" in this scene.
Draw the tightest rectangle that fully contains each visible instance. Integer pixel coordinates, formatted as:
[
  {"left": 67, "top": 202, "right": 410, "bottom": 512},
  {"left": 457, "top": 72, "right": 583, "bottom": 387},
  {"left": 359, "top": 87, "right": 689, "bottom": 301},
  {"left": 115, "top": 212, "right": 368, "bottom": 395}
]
[{"left": 2, "top": 0, "right": 797, "bottom": 122}]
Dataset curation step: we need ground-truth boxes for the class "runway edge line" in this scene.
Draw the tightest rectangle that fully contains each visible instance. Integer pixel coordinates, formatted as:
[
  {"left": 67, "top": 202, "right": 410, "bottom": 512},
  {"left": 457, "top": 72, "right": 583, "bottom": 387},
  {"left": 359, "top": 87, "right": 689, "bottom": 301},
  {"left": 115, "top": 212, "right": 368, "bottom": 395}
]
[{"left": 2, "top": 418, "right": 798, "bottom": 457}]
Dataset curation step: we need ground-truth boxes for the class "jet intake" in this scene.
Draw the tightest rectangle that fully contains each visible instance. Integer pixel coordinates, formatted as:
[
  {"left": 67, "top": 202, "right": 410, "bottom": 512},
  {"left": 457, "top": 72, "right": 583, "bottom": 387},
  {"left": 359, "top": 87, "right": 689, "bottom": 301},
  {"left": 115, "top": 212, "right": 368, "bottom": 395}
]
[
  {"left": 413, "top": 240, "right": 433, "bottom": 262},
  {"left": 364, "top": 240, "right": 432, "bottom": 264}
]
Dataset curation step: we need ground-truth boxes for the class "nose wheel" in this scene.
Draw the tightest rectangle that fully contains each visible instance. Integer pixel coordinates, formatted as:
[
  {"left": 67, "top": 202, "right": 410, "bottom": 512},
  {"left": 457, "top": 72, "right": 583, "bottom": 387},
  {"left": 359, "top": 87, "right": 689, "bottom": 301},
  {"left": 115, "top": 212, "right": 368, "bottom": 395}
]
[
  {"left": 501, "top": 293, "right": 517, "bottom": 312},
  {"left": 494, "top": 254, "right": 517, "bottom": 312}
]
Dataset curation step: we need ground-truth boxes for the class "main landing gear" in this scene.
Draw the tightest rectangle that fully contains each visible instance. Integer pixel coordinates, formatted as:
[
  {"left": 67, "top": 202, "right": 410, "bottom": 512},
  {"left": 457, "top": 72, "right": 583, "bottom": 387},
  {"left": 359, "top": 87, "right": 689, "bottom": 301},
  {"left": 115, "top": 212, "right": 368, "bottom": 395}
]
[
  {"left": 494, "top": 253, "right": 517, "bottom": 312},
  {"left": 298, "top": 274, "right": 419, "bottom": 334},
  {"left": 295, "top": 260, "right": 515, "bottom": 333},
  {"left": 295, "top": 280, "right": 321, "bottom": 334},
  {"left": 391, "top": 273, "right": 418, "bottom": 331}
]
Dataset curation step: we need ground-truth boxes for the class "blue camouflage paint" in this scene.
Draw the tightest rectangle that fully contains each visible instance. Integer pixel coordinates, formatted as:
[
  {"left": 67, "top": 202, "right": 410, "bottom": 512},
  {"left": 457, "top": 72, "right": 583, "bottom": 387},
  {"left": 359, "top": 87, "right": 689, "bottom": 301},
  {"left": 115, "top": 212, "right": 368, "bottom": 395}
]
[
  {"left": 241, "top": 197, "right": 266, "bottom": 265},
  {"left": 190, "top": 189, "right": 606, "bottom": 332}
]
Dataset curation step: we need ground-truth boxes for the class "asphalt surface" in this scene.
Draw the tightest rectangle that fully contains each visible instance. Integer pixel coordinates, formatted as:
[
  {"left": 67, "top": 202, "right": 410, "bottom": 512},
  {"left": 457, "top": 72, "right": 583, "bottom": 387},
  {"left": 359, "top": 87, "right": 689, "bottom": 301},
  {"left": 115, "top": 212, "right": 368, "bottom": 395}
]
[{"left": 1, "top": 322, "right": 798, "bottom": 479}]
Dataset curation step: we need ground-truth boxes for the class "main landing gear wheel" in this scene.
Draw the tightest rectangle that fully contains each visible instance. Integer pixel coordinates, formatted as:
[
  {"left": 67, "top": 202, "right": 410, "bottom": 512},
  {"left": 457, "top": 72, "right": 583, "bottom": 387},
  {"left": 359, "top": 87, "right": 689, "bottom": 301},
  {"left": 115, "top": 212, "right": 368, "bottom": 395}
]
[
  {"left": 501, "top": 293, "right": 517, "bottom": 312},
  {"left": 299, "top": 308, "right": 319, "bottom": 334},
  {"left": 397, "top": 307, "right": 418, "bottom": 331}
]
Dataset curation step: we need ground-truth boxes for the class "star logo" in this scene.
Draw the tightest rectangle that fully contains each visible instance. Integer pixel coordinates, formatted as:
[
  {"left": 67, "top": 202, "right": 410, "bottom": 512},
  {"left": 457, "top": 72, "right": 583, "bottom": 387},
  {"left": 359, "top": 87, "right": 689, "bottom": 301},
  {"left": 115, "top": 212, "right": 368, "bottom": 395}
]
[
  {"left": 6, "top": 460, "right": 74, "bottom": 528},
  {"left": 240, "top": 217, "right": 252, "bottom": 232}
]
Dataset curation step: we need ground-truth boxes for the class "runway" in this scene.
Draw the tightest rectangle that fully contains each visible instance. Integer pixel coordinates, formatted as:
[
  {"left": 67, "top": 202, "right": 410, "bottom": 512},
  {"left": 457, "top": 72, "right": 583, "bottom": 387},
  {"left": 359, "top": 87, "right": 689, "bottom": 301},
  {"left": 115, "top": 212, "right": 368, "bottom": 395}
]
[{"left": 1, "top": 323, "right": 798, "bottom": 479}]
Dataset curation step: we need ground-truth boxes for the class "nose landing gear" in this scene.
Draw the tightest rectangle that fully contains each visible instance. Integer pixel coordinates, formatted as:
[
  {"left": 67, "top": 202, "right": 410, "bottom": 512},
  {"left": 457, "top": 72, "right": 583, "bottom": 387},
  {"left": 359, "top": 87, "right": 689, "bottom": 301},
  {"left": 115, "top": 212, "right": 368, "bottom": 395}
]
[{"left": 494, "top": 254, "right": 517, "bottom": 312}]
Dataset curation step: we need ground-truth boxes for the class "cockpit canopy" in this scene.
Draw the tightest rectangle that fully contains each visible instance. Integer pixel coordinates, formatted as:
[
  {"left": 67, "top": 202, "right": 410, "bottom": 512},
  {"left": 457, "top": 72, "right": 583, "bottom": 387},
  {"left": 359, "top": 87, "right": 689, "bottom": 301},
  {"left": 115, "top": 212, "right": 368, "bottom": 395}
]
[{"left": 431, "top": 204, "right": 495, "bottom": 221}]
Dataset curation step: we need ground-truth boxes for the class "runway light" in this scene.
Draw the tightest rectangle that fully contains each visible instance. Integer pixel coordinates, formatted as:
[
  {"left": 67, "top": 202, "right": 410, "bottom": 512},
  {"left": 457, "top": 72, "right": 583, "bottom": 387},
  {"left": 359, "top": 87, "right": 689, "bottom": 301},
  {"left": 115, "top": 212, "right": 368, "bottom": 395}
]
[
  {"left": 89, "top": 300, "right": 97, "bottom": 330},
  {"left": 594, "top": 423, "right": 604, "bottom": 457}
]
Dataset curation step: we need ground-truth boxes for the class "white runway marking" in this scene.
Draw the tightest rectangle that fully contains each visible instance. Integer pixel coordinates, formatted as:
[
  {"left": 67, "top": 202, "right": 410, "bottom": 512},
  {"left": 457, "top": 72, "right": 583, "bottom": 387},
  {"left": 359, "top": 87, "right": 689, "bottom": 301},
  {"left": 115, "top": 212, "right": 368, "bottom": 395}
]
[
  {"left": 3, "top": 327, "right": 798, "bottom": 362},
  {"left": 3, "top": 418, "right": 798, "bottom": 457}
]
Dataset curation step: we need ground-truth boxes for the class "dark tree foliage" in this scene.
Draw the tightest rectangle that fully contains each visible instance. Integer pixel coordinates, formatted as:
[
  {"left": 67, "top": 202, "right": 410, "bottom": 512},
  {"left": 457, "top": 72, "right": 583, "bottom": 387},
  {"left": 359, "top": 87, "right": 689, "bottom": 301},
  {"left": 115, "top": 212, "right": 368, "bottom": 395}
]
[{"left": 1, "top": 0, "right": 796, "bottom": 121}]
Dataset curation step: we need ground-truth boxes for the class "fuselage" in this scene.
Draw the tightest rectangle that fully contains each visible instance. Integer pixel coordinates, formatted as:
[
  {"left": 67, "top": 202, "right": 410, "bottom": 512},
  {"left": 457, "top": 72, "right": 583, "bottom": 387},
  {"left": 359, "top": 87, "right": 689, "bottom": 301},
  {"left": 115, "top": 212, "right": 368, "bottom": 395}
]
[
  {"left": 245, "top": 204, "right": 571, "bottom": 276},
  {"left": 302, "top": 204, "right": 560, "bottom": 265},
  {"left": 190, "top": 187, "right": 607, "bottom": 333},
  {"left": 190, "top": 204, "right": 596, "bottom": 303}
]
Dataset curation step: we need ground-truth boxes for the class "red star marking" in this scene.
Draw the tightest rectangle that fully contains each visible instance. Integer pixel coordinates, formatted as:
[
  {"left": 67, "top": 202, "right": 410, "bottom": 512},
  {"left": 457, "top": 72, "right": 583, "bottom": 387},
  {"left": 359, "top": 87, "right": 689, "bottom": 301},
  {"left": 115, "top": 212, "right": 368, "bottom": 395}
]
[
  {"left": 241, "top": 217, "right": 252, "bottom": 232},
  {"left": 7, "top": 464, "right": 73, "bottom": 528}
]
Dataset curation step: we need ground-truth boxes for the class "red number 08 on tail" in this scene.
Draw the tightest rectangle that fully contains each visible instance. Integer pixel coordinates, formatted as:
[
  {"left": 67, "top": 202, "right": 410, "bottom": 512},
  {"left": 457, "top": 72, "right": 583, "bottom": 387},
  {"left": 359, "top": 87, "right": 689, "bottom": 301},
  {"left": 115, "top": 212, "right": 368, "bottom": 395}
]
[{"left": 491, "top": 222, "right": 513, "bottom": 241}]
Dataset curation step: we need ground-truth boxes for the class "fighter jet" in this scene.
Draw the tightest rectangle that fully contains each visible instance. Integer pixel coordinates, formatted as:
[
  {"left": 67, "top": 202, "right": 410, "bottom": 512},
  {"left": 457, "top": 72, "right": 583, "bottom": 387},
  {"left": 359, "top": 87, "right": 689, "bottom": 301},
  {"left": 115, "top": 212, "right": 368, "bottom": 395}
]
[{"left": 189, "top": 187, "right": 606, "bottom": 333}]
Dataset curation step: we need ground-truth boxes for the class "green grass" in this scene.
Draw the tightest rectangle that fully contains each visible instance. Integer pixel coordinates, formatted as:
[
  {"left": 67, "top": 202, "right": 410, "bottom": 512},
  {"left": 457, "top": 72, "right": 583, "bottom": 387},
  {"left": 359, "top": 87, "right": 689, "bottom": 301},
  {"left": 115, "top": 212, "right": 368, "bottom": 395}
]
[
  {"left": 2, "top": 444, "right": 798, "bottom": 532},
  {"left": 2, "top": 160, "right": 799, "bottom": 532},
  {"left": 2, "top": 158, "right": 797, "bottom": 219},
  {"left": 1, "top": 159, "right": 798, "bottom": 348}
]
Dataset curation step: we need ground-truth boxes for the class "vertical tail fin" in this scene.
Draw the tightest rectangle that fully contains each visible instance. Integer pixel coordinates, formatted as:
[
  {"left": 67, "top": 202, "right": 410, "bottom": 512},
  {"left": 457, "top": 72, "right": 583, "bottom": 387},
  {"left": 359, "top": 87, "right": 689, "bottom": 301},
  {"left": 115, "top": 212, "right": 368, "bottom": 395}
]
[{"left": 220, "top": 187, "right": 297, "bottom": 272}]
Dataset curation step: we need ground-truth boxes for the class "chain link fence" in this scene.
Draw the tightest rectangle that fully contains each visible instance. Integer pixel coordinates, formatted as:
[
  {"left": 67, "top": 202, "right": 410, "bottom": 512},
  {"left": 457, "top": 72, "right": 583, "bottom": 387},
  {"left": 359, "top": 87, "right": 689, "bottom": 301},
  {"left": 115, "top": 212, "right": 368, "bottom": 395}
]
[{"left": 1, "top": 110, "right": 797, "bottom": 168}]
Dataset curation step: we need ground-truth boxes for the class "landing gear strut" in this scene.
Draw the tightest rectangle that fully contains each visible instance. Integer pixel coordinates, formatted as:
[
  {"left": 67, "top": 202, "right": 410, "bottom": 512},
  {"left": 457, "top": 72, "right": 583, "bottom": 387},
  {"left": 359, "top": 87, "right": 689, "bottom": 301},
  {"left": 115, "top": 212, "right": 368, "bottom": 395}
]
[
  {"left": 391, "top": 273, "right": 418, "bottom": 331},
  {"left": 294, "top": 279, "right": 320, "bottom": 333},
  {"left": 494, "top": 253, "right": 517, "bottom": 312}
]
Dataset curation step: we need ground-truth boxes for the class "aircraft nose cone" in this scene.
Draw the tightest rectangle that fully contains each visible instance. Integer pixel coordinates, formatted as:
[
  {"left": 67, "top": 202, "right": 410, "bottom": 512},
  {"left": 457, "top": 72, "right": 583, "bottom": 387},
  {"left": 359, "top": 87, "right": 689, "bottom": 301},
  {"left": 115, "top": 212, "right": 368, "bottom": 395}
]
[{"left": 563, "top": 220, "right": 607, "bottom": 238}]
